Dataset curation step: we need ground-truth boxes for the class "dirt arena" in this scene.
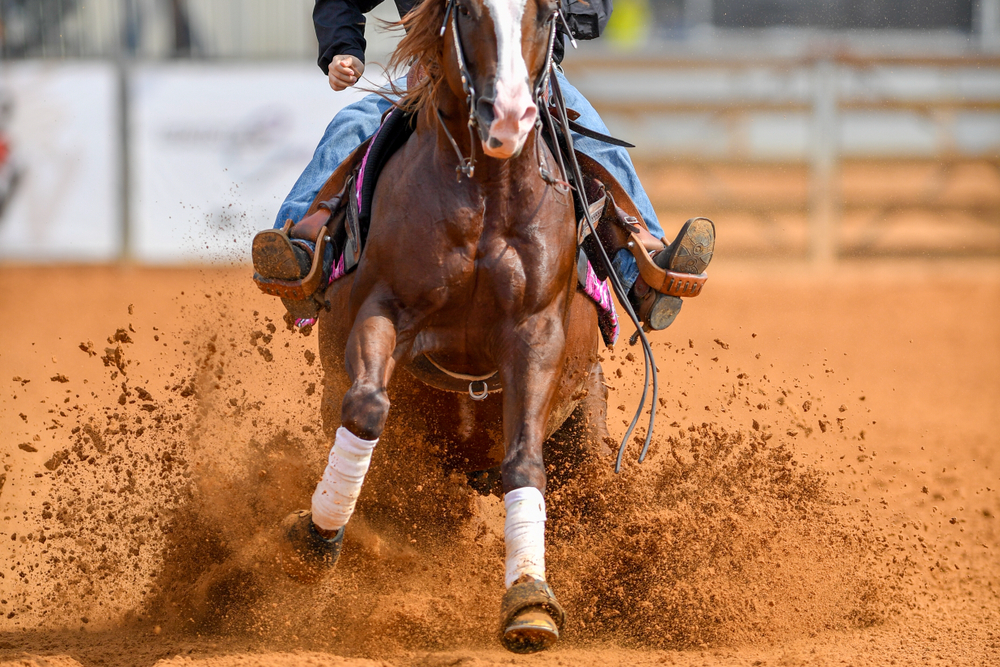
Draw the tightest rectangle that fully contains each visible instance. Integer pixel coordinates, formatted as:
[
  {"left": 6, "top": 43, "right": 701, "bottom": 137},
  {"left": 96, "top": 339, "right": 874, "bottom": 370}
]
[{"left": 0, "top": 256, "right": 997, "bottom": 667}]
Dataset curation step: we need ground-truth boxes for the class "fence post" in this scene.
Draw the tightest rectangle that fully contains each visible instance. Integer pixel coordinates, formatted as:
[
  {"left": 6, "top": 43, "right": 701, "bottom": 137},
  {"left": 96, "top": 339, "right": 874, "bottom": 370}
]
[
  {"left": 117, "top": 57, "right": 131, "bottom": 262},
  {"left": 978, "top": 0, "right": 1000, "bottom": 52},
  {"left": 809, "top": 58, "right": 839, "bottom": 265}
]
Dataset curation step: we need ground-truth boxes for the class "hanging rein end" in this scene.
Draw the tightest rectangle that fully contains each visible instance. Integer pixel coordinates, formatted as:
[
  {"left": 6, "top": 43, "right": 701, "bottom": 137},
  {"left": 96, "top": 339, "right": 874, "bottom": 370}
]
[
  {"left": 628, "top": 326, "right": 648, "bottom": 347},
  {"left": 543, "top": 59, "right": 660, "bottom": 476}
]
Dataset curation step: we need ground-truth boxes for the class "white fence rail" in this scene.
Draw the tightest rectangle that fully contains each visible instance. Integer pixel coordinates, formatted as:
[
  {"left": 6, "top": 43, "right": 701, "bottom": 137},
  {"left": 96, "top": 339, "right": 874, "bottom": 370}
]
[
  {"left": 566, "top": 54, "right": 1000, "bottom": 260},
  {"left": 0, "top": 57, "right": 997, "bottom": 263}
]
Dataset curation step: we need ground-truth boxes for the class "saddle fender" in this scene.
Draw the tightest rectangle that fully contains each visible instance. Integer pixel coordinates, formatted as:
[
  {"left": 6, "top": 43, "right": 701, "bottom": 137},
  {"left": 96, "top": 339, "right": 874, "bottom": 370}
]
[
  {"left": 575, "top": 151, "right": 665, "bottom": 264},
  {"left": 576, "top": 152, "right": 706, "bottom": 297}
]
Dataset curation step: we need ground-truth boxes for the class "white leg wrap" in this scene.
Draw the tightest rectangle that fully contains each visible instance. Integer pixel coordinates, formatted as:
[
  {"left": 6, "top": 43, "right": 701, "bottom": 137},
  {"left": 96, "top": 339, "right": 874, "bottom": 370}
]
[
  {"left": 310, "top": 426, "right": 379, "bottom": 532},
  {"left": 503, "top": 486, "right": 547, "bottom": 589}
]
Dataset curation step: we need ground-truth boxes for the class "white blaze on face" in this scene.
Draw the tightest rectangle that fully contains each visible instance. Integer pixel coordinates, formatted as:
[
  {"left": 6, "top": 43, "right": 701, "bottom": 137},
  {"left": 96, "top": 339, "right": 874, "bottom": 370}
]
[{"left": 482, "top": 0, "right": 538, "bottom": 158}]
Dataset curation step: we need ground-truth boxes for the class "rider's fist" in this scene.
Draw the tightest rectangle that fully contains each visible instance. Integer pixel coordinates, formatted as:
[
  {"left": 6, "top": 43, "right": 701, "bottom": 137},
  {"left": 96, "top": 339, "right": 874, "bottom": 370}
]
[{"left": 328, "top": 55, "right": 364, "bottom": 91}]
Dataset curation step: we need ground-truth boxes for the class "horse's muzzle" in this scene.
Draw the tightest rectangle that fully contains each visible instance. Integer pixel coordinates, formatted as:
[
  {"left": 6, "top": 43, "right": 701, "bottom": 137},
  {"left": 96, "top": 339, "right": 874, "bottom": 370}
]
[{"left": 481, "top": 79, "right": 537, "bottom": 159}]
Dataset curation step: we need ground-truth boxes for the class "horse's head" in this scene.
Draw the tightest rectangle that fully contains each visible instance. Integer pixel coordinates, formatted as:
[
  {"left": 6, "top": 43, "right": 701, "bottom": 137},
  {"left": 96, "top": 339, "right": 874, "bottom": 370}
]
[
  {"left": 392, "top": 0, "right": 558, "bottom": 162},
  {"left": 445, "top": 0, "right": 555, "bottom": 158}
]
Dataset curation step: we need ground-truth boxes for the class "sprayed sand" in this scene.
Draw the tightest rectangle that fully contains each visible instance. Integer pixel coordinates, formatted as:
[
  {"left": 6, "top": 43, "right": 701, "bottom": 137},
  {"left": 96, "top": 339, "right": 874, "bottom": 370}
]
[{"left": 0, "top": 260, "right": 997, "bottom": 667}]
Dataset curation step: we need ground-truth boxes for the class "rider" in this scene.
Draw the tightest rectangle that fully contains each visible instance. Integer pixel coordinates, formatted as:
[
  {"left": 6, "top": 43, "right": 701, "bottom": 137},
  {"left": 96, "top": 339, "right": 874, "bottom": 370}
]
[{"left": 252, "top": 0, "right": 714, "bottom": 331}]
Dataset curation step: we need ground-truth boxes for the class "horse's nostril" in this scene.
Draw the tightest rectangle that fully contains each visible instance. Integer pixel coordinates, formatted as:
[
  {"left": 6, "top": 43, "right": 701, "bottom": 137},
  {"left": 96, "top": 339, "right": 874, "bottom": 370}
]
[
  {"left": 477, "top": 99, "right": 496, "bottom": 126},
  {"left": 488, "top": 137, "right": 503, "bottom": 149}
]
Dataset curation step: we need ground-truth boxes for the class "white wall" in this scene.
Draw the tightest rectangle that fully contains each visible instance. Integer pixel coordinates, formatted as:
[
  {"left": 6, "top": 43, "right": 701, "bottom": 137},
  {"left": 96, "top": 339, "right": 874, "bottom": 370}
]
[
  {"left": 129, "top": 62, "right": 385, "bottom": 264},
  {"left": 0, "top": 58, "right": 996, "bottom": 263},
  {"left": 0, "top": 61, "right": 121, "bottom": 261}
]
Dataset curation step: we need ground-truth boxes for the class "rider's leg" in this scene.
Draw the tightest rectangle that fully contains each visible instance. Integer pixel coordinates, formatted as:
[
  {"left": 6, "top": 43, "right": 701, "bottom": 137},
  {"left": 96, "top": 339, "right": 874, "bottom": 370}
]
[
  {"left": 554, "top": 70, "right": 662, "bottom": 293},
  {"left": 554, "top": 70, "right": 714, "bottom": 331},
  {"left": 273, "top": 91, "right": 397, "bottom": 230},
  {"left": 253, "top": 86, "right": 400, "bottom": 292}
]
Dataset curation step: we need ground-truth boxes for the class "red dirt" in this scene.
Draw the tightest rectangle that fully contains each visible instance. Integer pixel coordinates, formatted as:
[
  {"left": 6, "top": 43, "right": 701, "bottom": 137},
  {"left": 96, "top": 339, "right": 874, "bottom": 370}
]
[{"left": 0, "top": 259, "right": 998, "bottom": 667}]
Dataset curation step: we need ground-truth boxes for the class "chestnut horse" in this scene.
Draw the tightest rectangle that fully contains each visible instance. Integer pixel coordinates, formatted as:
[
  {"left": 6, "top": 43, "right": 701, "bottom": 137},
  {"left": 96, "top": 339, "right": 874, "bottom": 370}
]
[{"left": 283, "top": 0, "right": 617, "bottom": 653}]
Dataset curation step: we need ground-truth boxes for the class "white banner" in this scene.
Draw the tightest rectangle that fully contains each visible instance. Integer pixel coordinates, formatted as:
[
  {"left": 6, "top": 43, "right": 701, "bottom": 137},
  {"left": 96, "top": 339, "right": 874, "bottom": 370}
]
[
  {"left": 130, "top": 63, "right": 386, "bottom": 264},
  {"left": 0, "top": 62, "right": 120, "bottom": 261}
]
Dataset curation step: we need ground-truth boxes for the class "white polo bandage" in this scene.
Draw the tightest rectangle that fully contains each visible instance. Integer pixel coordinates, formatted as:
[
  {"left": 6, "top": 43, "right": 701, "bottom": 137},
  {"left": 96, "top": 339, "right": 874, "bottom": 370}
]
[
  {"left": 310, "top": 426, "right": 379, "bottom": 532},
  {"left": 503, "top": 486, "right": 547, "bottom": 589}
]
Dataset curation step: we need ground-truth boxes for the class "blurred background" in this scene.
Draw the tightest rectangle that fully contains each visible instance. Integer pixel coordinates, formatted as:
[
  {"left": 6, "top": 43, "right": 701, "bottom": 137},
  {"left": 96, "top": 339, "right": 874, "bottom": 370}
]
[{"left": 0, "top": 0, "right": 998, "bottom": 263}]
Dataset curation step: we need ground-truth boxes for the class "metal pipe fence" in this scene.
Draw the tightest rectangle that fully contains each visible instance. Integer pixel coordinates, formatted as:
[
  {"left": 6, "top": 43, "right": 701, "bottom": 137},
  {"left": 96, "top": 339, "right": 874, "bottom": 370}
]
[
  {"left": 564, "top": 54, "right": 1000, "bottom": 260},
  {"left": 1, "top": 0, "right": 998, "bottom": 261}
]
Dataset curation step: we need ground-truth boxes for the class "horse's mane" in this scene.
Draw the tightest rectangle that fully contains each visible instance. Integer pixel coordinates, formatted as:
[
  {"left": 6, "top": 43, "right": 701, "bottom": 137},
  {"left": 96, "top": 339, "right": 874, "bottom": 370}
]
[{"left": 386, "top": 0, "right": 449, "bottom": 113}]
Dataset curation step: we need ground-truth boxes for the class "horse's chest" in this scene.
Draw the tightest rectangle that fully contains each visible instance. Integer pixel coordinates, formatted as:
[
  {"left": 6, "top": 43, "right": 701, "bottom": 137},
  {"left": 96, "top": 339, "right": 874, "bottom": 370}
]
[
  {"left": 400, "top": 239, "right": 551, "bottom": 344},
  {"left": 377, "top": 155, "right": 573, "bottom": 319}
]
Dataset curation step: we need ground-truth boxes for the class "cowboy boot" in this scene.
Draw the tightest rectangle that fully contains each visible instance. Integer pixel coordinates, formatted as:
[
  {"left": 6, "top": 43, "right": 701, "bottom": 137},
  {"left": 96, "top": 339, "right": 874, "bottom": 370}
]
[
  {"left": 250, "top": 193, "right": 349, "bottom": 330},
  {"left": 251, "top": 222, "right": 313, "bottom": 282},
  {"left": 627, "top": 217, "right": 715, "bottom": 331},
  {"left": 252, "top": 212, "right": 336, "bottom": 325}
]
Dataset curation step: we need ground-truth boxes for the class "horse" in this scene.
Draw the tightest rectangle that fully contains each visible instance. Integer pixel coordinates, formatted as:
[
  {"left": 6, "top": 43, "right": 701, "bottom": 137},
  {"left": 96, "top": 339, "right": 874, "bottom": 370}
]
[{"left": 277, "top": 0, "right": 618, "bottom": 653}]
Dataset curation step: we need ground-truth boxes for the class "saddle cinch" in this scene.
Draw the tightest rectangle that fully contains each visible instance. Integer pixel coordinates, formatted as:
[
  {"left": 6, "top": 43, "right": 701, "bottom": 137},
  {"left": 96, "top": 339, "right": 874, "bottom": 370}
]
[{"left": 251, "top": 106, "right": 706, "bottom": 333}]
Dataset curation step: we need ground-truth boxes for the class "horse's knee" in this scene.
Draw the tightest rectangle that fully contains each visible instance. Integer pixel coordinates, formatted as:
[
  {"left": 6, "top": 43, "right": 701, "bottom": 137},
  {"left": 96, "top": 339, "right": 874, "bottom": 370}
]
[
  {"left": 501, "top": 447, "right": 546, "bottom": 494},
  {"left": 340, "top": 383, "right": 390, "bottom": 440}
]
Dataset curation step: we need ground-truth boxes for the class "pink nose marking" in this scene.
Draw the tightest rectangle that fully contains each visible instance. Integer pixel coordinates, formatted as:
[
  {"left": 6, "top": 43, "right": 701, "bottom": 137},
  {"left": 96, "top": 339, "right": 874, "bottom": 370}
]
[{"left": 486, "top": 78, "right": 537, "bottom": 156}]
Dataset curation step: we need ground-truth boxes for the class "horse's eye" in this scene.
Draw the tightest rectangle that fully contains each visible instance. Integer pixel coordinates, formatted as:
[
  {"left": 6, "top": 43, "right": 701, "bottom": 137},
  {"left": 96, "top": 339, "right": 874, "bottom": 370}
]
[
  {"left": 457, "top": 2, "right": 471, "bottom": 16},
  {"left": 538, "top": 2, "right": 557, "bottom": 22}
]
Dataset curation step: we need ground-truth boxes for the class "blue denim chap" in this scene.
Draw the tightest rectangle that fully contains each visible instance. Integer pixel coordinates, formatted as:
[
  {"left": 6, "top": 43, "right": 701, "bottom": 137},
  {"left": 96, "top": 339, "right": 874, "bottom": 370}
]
[{"left": 274, "top": 70, "right": 662, "bottom": 291}]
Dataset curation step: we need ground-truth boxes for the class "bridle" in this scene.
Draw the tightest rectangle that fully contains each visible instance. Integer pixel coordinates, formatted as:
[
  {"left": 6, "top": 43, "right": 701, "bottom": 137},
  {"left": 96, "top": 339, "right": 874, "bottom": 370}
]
[
  {"left": 435, "top": 0, "right": 662, "bottom": 473},
  {"left": 436, "top": 0, "right": 559, "bottom": 181}
]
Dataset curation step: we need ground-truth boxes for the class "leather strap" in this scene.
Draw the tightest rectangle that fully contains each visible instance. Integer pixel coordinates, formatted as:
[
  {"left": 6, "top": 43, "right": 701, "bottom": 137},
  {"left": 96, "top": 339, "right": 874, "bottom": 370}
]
[
  {"left": 407, "top": 354, "right": 503, "bottom": 394},
  {"left": 289, "top": 206, "right": 333, "bottom": 242},
  {"left": 547, "top": 106, "right": 634, "bottom": 147},
  {"left": 566, "top": 118, "right": 635, "bottom": 148},
  {"left": 344, "top": 174, "right": 361, "bottom": 270}
]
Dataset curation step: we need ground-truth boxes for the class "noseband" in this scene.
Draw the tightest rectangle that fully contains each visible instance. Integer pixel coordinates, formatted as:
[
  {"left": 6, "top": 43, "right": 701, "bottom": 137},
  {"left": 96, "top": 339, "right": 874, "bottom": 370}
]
[{"left": 436, "top": 0, "right": 558, "bottom": 180}]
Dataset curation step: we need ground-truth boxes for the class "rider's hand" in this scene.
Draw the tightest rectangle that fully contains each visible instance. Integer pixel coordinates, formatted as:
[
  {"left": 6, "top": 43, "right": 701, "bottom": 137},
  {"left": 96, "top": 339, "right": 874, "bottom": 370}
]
[{"left": 328, "top": 55, "right": 364, "bottom": 91}]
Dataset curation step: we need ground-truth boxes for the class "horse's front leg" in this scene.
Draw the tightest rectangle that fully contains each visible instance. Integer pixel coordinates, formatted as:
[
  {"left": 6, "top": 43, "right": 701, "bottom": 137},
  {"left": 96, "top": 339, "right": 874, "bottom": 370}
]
[
  {"left": 279, "top": 296, "right": 399, "bottom": 583},
  {"left": 497, "top": 312, "right": 568, "bottom": 654}
]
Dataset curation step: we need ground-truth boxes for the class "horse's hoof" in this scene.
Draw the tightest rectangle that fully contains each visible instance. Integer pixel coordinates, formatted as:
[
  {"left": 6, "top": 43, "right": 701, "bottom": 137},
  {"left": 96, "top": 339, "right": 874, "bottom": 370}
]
[
  {"left": 276, "top": 510, "right": 344, "bottom": 584},
  {"left": 503, "top": 607, "right": 560, "bottom": 653},
  {"left": 499, "top": 578, "right": 566, "bottom": 654}
]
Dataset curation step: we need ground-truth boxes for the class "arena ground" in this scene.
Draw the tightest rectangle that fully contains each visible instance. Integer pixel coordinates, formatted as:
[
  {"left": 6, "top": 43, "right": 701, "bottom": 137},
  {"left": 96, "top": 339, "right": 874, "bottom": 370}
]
[{"left": 0, "top": 257, "right": 997, "bottom": 666}]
